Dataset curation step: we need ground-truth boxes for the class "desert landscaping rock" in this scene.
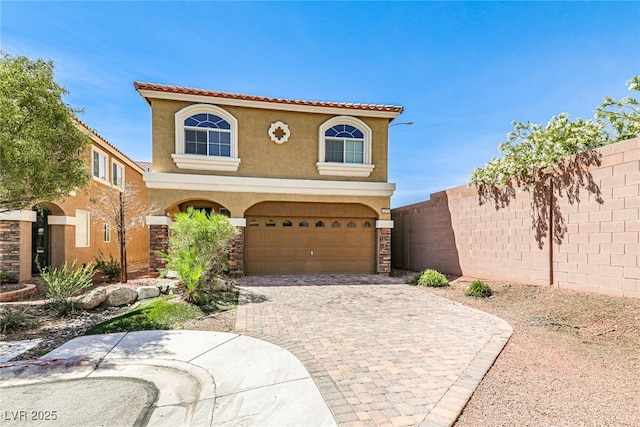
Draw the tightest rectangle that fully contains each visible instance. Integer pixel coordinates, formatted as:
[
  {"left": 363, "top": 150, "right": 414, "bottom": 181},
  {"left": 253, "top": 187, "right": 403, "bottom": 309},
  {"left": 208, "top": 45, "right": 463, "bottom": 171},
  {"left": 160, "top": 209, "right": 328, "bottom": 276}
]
[
  {"left": 105, "top": 287, "right": 138, "bottom": 307},
  {"left": 76, "top": 287, "right": 107, "bottom": 310},
  {"left": 136, "top": 285, "right": 160, "bottom": 300}
]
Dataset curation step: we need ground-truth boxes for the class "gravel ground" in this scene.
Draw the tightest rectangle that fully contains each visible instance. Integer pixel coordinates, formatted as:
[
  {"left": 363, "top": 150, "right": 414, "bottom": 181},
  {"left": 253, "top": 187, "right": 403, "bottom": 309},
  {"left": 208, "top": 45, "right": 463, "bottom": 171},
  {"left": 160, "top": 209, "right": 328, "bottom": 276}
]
[{"left": 420, "top": 276, "right": 640, "bottom": 427}]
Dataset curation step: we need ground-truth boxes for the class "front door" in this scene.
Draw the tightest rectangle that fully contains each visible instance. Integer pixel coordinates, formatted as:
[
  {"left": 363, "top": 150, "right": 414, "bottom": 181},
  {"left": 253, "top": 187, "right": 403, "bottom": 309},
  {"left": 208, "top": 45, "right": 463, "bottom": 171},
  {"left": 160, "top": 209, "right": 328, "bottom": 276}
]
[{"left": 32, "top": 208, "right": 50, "bottom": 273}]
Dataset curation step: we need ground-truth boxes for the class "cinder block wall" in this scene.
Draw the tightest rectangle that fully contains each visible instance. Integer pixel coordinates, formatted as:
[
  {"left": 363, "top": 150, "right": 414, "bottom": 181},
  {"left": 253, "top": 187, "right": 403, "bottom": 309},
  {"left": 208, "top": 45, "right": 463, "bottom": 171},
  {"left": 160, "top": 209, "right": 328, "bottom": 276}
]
[{"left": 392, "top": 137, "right": 639, "bottom": 298}]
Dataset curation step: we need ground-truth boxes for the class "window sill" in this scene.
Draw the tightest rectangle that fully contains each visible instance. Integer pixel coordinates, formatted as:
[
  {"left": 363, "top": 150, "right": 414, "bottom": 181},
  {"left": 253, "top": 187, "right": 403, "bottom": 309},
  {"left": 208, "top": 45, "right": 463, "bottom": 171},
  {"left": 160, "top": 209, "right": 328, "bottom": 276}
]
[
  {"left": 316, "top": 162, "right": 375, "bottom": 177},
  {"left": 172, "top": 154, "right": 241, "bottom": 172}
]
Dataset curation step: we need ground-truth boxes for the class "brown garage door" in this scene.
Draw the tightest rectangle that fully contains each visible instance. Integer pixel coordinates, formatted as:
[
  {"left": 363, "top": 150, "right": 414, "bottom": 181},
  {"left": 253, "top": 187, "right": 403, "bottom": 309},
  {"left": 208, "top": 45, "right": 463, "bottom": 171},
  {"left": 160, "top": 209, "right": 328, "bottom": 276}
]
[{"left": 245, "top": 216, "right": 376, "bottom": 275}]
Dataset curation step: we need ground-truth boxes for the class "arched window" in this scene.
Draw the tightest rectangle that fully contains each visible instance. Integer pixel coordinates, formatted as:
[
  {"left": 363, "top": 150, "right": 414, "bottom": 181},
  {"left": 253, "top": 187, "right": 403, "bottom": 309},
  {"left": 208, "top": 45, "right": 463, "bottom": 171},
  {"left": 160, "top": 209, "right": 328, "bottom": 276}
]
[
  {"left": 315, "top": 220, "right": 325, "bottom": 228},
  {"left": 173, "top": 104, "right": 240, "bottom": 171},
  {"left": 331, "top": 221, "right": 341, "bottom": 228},
  {"left": 317, "top": 116, "right": 374, "bottom": 177},
  {"left": 184, "top": 113, "right": 231, "bottom": 157},
  {"left": 299, "top": 220, "right": 309, "bottom": 227},
  {"left": 283, "top": 220, "right": 293, "bottom": 227},
  {"left": 266, "top": 219, "right": 276, "bottom": 227},
  {"left": 347, "top": 221, "right": 357, "bottom": 228}
]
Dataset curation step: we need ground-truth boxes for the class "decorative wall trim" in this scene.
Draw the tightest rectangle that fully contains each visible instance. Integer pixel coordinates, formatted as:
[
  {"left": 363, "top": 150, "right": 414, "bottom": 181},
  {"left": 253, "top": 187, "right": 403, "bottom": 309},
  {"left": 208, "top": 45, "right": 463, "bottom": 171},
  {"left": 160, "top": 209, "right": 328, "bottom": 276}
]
[
  {"left": 316, "top": 162, "right": 375, "bottom": 177},
  {"left": 0, "top": 210, "right": 37, "bottom": 222},
  {"left": 144, "top": 172, "right": 396, "bottom": 197},
  {"left": 171, "top": 154, "right": 241, "bottom": 172},
  {"left": 146, "top": 216, "right": 173, "bottom": 226},
  {"left": 48, "top": 216, "right": 76, "bottom": 226},
  {"left": 229, "top": 218, "right": 247, "bottom": 227},
  {"left": 268, "top": 121, "right": 290, "bottom": 144},
  {"left": 376, "top": 220, "right": 394, "bottom": 229}
]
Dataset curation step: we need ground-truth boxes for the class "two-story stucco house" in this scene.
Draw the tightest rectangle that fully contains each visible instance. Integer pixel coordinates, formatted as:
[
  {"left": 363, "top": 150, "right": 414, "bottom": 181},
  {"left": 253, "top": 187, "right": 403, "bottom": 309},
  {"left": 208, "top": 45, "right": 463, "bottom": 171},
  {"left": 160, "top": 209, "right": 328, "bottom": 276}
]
[
  {"left": 135, "top": 82, "right": 403, "bottom": 276},
  {"left": 0, "top": 120, "right": 150, "bottom": 282}
]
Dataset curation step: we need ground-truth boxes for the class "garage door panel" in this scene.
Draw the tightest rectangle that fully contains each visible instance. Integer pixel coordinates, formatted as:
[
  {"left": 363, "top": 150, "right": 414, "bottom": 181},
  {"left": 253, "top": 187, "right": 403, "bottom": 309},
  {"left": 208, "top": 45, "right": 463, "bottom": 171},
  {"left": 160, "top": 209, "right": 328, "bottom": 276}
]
[{"left": 245, "top": 215, "right": 375, "bottom": 275}]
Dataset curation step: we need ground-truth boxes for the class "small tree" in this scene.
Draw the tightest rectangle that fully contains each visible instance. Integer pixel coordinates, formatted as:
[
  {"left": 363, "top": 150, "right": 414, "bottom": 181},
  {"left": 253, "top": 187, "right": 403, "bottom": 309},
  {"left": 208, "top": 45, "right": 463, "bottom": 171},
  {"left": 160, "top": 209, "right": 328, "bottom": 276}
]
[
  {"left": 0, "top": 52, "right": 90, "bottom": 210},
  {"left": 469, "top": 77, "right": 639, "bottom": 285},
  {"left": 164, "top": 208, "right": 238, "bottom": 301},
  {"left": 90, "top": 181, "right": 154, "bottom": 283}
]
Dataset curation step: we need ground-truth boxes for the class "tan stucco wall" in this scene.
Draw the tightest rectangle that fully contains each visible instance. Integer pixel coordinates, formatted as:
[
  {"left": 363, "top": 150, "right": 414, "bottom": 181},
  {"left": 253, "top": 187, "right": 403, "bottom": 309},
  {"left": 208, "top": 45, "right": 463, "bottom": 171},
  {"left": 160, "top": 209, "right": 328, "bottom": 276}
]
[
  {"left": 42, "top": 139, "right": 150, "bottom": 268},
  {"left": 150, "top": 99, "right": 390, "bottom": 182}
]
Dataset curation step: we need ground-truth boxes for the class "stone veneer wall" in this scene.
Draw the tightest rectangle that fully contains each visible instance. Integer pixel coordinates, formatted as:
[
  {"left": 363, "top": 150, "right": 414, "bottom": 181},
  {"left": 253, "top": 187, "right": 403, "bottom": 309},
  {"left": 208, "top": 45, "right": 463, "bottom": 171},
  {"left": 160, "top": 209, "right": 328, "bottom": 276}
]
[
  {"left": 0, "top": 221, "right": 21, "bottom": 282},
  {"left": 229, "top": 229, "right": 245, "bottom": 277},
  {"left": 149, "top": 224, "right": 169, "bottom": 278},
  {"left": 392, "top": 137, "right": 640, "bottom": 298},
  {"left": 378, "top": 228, "right": 391, "bottom": 275}
]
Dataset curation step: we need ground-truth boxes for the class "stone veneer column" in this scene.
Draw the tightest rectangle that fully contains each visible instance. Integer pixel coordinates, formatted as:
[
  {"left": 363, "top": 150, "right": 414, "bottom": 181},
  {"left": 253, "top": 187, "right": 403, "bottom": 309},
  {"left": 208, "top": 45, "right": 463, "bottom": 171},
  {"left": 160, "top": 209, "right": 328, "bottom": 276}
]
[
  {"left": 376, "top": 220, "right": 394, "bottom": 276},
  {"left": 0, "top": 210, "right": 37, "bottom": 282},
  {"left": 146, "top": 216, "right": 172, "bottom": 278},
  {"left": 228, "top": 218, "right": 246, "bottom": 277}
]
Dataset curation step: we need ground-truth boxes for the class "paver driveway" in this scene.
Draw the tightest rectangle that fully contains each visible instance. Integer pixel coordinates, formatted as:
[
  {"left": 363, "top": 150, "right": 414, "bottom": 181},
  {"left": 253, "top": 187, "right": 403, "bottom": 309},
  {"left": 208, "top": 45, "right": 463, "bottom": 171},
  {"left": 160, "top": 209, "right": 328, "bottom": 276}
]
[{"left": 235, "top": 275, "right": 512, "bottom": 427}]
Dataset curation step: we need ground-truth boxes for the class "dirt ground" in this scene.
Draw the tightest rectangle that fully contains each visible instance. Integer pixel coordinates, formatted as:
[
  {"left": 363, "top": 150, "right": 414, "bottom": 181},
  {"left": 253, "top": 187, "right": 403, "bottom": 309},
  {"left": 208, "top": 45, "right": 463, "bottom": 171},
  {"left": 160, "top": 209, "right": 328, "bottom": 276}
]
[{"left": 420, "top": 276, "right": 640, "bottom": 427}]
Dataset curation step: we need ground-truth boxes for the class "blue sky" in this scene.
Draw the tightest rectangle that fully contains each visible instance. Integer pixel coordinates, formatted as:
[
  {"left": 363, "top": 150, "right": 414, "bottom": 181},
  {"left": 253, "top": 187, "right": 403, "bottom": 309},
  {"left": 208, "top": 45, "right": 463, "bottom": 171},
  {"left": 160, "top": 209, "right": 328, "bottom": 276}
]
[{"left": 2, "top": 1, "right": 638, "bottom": 207}]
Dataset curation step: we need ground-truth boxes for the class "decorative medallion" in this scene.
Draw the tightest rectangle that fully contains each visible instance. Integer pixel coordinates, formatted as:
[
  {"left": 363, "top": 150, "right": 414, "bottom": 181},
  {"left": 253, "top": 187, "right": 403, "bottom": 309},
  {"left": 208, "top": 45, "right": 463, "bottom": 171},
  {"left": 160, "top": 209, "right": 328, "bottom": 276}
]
[{"left": 268, "top": 121, "right": 291, "bottom": 144}]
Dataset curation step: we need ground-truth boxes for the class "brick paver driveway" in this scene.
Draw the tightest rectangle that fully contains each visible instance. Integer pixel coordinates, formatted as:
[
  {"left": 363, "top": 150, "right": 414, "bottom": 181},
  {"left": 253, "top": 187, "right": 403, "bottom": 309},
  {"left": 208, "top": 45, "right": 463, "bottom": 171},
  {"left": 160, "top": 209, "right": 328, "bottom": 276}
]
[{"left": 235, "top": 275, "right": 512, "bottom": 426}]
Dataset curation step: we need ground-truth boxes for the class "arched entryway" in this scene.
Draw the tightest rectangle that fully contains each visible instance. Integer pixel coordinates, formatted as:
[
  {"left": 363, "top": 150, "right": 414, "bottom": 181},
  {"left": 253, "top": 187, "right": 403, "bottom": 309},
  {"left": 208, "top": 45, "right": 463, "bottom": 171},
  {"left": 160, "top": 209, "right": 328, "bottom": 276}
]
[
  {"left": 31, "top": 207, "right": 50, "bottom": 273},
  {"left": 244, "top": 202, "right": 377, "bottom": 275}
]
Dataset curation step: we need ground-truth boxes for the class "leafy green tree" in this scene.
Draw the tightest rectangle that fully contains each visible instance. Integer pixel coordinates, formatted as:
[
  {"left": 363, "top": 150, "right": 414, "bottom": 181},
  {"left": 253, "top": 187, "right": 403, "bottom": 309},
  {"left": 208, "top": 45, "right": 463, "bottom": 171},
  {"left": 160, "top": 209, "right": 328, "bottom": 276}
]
[
  {"left": 0, "top": 52, "right": 90, "bottom": 210},
  {"left": 597, "top": 76, "right": 640, "bottom": 142}
]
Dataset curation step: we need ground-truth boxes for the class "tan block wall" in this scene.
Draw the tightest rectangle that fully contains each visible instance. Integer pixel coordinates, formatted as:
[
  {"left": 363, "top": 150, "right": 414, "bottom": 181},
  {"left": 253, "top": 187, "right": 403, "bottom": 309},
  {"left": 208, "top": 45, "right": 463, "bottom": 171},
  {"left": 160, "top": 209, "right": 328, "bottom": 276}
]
[
  {"left": 149, "top": 99, "right": 390, "bottom": 182},
  {"left": 392, "top": 137, "right": 640, "bottom": 298}
]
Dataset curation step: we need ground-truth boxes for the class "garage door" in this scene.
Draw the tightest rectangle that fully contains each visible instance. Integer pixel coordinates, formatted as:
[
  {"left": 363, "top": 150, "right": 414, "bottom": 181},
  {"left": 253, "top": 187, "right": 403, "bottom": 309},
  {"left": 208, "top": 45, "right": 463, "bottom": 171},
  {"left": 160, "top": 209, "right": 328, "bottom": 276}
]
[{"left": 245, "top": 216, "right": 376, "bottom": 275}]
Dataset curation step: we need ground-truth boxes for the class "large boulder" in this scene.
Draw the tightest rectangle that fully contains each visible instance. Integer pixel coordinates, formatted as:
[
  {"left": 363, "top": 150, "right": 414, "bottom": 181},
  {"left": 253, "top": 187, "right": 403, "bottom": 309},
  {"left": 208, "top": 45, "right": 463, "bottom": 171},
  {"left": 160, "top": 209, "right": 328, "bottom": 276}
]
[
  {"left": 105, "top": 287, "right": 138, "bottom": 307},
  {"left": 137, "top": 286, "right": 160, "bottom": 300},
  {"left": 75, "top": 288, "right": 107, "bottom": 310}
]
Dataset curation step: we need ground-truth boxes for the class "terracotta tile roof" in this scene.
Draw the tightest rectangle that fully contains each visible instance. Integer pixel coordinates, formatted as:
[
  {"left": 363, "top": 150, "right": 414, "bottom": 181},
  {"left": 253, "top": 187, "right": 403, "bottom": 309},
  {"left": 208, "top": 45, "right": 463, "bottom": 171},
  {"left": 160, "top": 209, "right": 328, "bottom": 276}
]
[
  {"left": 135, "top": 161, "right": 152, "bottom": 172},
  {"left": 74, "top": 118, "right": 145, "bottom": 174},
  {"left": 134, "top": 82, "right": 404, "bottom": 114}
]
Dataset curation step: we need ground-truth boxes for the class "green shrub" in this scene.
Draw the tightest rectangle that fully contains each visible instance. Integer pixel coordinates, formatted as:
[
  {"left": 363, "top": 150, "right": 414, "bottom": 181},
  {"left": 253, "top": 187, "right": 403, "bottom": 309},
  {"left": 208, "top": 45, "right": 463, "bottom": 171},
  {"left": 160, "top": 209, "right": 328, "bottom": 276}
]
[
  {"left": 39, "top": 260, "right": 94, "bottom": 316},
  {"left": 0, "top": 307, "right": 33, "bottom": 334},
  {"left": 465, "top": 280, "right": 493, "bottom": 298},
  {"left": 417, "top": 269, "right": 449, "bottom": 287},
  {"left": 164, "top": 208, "right": 239, "bottom": 277},
  {"left": 94, "top": 251, "right": 121, "bottom": 282},
  {"left": 0, "top": 271, "right": 10, "bottom": 284}
]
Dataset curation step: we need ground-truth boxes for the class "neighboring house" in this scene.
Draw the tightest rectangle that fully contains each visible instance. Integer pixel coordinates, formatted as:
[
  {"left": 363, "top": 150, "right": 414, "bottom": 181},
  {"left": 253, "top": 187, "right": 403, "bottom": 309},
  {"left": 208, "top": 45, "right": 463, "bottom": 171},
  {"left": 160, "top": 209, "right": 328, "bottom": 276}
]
[
  {"left": 0, "top": 120, "right": 150, "bottom": 282},
  {"left": 135, "top": 82, "right": 403, "bottom": 276}
]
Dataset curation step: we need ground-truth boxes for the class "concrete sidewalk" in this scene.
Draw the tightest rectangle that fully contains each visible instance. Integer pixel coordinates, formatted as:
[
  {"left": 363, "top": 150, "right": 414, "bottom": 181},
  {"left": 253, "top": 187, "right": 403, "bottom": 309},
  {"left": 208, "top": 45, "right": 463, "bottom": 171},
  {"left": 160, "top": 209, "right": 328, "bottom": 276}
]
[{"left": 0, "top": 330, "right": 336, "bottom": 426}]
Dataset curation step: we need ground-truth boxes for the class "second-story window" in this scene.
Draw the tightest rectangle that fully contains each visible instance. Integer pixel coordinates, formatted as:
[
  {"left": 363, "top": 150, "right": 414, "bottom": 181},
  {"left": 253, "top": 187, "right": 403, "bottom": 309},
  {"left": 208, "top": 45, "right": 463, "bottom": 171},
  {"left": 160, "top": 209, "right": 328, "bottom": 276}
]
[
  {"left": 324, "top": 125, "right": 365, "bottom": 164},
  {"left": 92, "top": 149, "right": 107, "bottom": 181},
  {"left": 172, "top": 104, "right": 240, "bottom": 172},
  {"left": 316, "top": 116, "right": 374, "bottom": 177},
  {"left": 112, "top": 161, "right": 124, "bottom": 188},
  {"left": 184, "top": 114, "right": 232, "bottom": 157}
]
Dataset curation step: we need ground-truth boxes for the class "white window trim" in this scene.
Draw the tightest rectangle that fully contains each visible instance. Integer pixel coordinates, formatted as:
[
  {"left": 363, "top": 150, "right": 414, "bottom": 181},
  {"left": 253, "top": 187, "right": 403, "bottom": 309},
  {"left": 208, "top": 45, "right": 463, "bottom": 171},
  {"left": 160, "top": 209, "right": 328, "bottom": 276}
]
[
  {"left": 75, "top": 210, "right": 90, "bottom": 248},
  {"left": 111, "top": 159, "right": 125, "bottom": 189},
  {"left": 91, "top": 146, "right": 110, "bottom": 186},
  {"left": 104, "top": 223, "right": 111, "bottom": 242},
  {"left": 173, "top": 104, "right": 240, "bottom": 172},
  {"left": 317, "top": 116, "right": 374, "bottom": 177}
]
